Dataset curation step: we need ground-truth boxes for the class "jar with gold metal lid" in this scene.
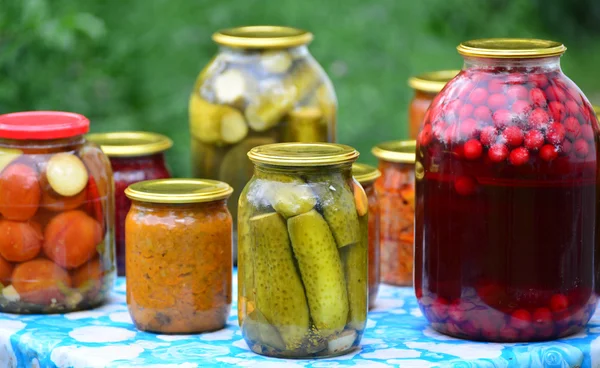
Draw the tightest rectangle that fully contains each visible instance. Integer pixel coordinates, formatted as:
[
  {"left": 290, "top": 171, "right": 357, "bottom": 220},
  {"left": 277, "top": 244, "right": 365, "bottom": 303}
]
[
  {"left": 87, "top": 132, "right": 172, "bottom": 276},
  {"left": 238, "top": 143, "right": 365, "bottom": 358},
  {"left": 125, "top": 179, "right": 233, "bottom": 334}
]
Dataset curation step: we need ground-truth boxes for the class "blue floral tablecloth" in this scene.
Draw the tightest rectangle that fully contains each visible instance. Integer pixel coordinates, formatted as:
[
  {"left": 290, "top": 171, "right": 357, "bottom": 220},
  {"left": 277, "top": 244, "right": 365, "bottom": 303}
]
[{"left": 1, "top": 272, "right": 600, "bottom": 367}]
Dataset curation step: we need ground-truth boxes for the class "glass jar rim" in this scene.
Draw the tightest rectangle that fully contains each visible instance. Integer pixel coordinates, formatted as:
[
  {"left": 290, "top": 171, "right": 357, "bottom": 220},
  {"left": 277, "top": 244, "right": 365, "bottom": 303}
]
[
  {"left": 408, "top": 70, "right": 460, "bottom": 94},
  {"left": 352, "top": 163, "right": 381, "bottom": 184},
  {"left": 372, "top": 140, "right": 416, "bottom": 164},
  {"left": 125, "top": 179, "right": 233, "bottom": 204},
  {"left": 457, "top": 38, "right": 566, "bottom": 59},
  {"left": 213, "top": 26, "right": 313, "bottom": 49},
  {"left": 248, "top": 143, "right": 359, "bottom": 167},
  {"left": 0, "top": 111, "right": 89, "bottom": 140},
  {"left": 86, "top": 131, "right": 173, "bottom": 157}
]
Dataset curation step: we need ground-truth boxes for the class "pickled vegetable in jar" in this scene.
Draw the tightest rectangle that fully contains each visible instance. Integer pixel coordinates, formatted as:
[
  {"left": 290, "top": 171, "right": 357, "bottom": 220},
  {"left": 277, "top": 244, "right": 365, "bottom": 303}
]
[
  {"left": 87, "top": 132, "right": 172, "bottom": 276},
  {"left": 0, "top": 111, "right": 115, "bottom": 313},
  {"left": 125, "top": 179, "right": 233, "bottom": 334},
  {"left": 372, "top": 141, "right": 416, "bottom": 287},
  {"left": 189, "top": 26, "right": 337, "bottom": 264},
  {"left": 352, "top": 163, "right": 381, "bottom": 308},
  {"left": 408, "top": 70, "right": 458, "bottom": 139},
  {"left": 415, "top": 39, "right": 599, "bottom": 342},
  {"left": 239, "top": 143, "right": 366, "bottom": 358}
]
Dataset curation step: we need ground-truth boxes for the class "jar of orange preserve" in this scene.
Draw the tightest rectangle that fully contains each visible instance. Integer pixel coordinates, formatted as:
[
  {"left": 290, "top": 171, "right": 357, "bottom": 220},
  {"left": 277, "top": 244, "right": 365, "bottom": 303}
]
[{"left": 125, "top": 178, "right": 233, "bottom": 333}]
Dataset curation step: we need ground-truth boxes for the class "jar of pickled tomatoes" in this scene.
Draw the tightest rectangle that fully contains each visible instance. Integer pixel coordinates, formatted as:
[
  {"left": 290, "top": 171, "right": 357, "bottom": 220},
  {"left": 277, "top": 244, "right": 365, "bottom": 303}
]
[
  {"left": 415, "top": 39, "right": 599, "bottom": 342},
  {"left": 408, "top": 70, "right": 459, "bottom": 139},
  {"left": 87, "top": 132, "right": 172, "bottom": 276},
  {"left": 0, "top": 111, "right": 115, "bottom": 313}
]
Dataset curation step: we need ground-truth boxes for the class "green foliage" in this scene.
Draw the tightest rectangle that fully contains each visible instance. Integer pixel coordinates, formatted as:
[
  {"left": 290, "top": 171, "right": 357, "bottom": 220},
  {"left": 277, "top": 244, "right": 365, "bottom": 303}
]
[{"left": 1, "top": 0, "right": 599, "bottom": 174}]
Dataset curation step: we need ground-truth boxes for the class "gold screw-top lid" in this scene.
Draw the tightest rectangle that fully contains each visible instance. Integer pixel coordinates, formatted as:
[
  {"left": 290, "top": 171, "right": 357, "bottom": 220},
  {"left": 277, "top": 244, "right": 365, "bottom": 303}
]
[
  {"left": 248, "top": 143, "right": 359, "bottom": 167},
  {"left": 125, "top": 179, "right": 233, "bottom": 204},
  {"left": 372, "top": 140, "right": 416, "bottom": 164},
  {"left": 86, "top": 132, "right": 173, "bottom": 157},
  {"left": 212, "top": 26, "right": 313, "bottom": 49},
  {"left": 352, "top": 163, "right": 381, "bottom": 184},
  {"left": 457, "top": 38, "right": 566, "bottom": 59},
  {"left": 408, "top": 70, "right": 460, "bottom": 94}
]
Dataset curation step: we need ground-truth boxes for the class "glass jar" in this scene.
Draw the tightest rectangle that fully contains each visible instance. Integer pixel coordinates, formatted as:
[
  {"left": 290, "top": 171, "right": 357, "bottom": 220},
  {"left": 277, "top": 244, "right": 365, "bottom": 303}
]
[
  {"left": 189, "top": 26, "right": 337, "bottom": 264},
  {"left": 87, "top": 132, "right": 172, "bottom": 276},
  {"left": 408, "top": 70, "right": 458, "bottom": 139},
  {"left": 0, "top": 111, "right": 115, "bottom": 313},
  {"left": 125, "top": 179, "right": 233, "bottom": 334},
  {"left": 352, "top": 163, "right": 381, "bottom": 309},
  {"left": 415, "top": 39, "right": 599, "bottom": 342},
  {"left": 238, "top": 143, "right": 366, "bottom": 358},
  {"left": 372, "top": 141, "right": 416, "bottom": 287}
]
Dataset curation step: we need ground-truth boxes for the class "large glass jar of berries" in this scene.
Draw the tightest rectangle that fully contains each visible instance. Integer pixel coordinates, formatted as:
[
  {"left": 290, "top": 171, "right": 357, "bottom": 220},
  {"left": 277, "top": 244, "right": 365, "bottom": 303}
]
[
  {"left": 0, "top": 111, "right": 115, "bottom": 313},
  {"left": 415, "top": 39, "right": 599, "bottom": 342}
]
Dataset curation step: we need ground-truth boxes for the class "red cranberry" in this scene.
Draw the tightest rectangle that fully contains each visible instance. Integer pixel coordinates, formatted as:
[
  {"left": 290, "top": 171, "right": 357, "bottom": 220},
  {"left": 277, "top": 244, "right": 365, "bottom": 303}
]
[
  {"left": 480, "top": 126, "right": 498, "bottom": 146},
  {"left": 473, "top": 106, "right": 493, "bottom": 122},
  {"left": 532, "top": 307, "right": 553, "bottom": 327},
  {"left": 499, "top": 327, "right": 519, "bottom": 341},
  {"left": 512, "top": 100, "right": 532, "bottom": 116},
  {"left": 540, "top": 144, "right": 559, "bottom": 161},
  {"left": 524, "top": 130, "right": 544, "bottom": 151},
  {"left": 580, "top": 124, "right": 595, "bottom": 142},
  {"left": 459, "top": 118, "right": 478, "bottom": 139},
  {"left": 488, "top": 78, "right": 505, "bottom": 93},
  {"left": 528, "top": 108, "right": 550, "bottom": 130},
  {"left": 563, "top": 116, "right": 581, "bottom": 141},
  {"left": 529, "top": 74, "right": 549, "bottom": 88},
  {"left": 560, "top": 140, "right": 572, "bottom": 156},
  {"left": 507, "top": 85, "right": 529, "bottom": 101},
  {"left": 454, "top": 175, "right": 476, "bottom": 196},
  {"left": 510, "top": 309, "right": 532, "bottom": 329},
  {"left": 546, "top": 122, "right": 566, "bottom": 145},
  {"left": 574, "top": 139, "right": 589, "bottom": 158},
  {"left": 493, "top": 109, "right": 512, "bottom": 129},
  {"left": 419, "top": 125, "right": 433, "bottom": 147},
  {"left": 431, "top": 297, "right": 449, "bottom": 320},
  {"left": 459, "top": 104, "right": 474, "bottom": 119},
  {"left": 448, "top": 303, "right": 467, "bottom": 323},
  {"left": 444, "top": 100, "right": 462, "bottom": 121},
  {"left": 509, "top": 147, "right": 529, "bottom": 166},
  {"left": 502, "top": 126, "right": 524, "bottom": 147},
  {"left": 548, "top": 101, "right": 566, "bottom": 122},
  {"left": 546, "top": 86, "right": 566, "bottom": 101},
  {"left": 550, "top": 294, "right": 569, "bottom": 313},
  {"left": 464, "top": 139, "right": 483, "bottom": 160},
  {"left": 488, "top": 144, "right": 509, "bottom": 162},
  {"left": 488, "top": 93, "right": 508, "bottom": 110},
  {"left": 529, "top": 88, "right": 547, "bottom": 107},
  {"left": 469, "top": 88, "right": 489, "bottom": 106},
  {"left": 565, "top": 100, "right": 580, "bottom": 116}
]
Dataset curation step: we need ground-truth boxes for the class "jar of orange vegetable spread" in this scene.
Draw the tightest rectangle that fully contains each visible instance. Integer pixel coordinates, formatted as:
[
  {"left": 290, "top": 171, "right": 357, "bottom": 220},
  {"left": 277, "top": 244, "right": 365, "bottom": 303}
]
[
  {"left": 408, "top": 70, "right": 459, "bottom": 139},
  {"left": 0, "top": 111, "right": 115, "bottom": 314},
  {"left": 352, "top": 163, "right": 381, "bottom": 309},
  {"left": 372, "top": 140, "right": 416, "bottom": 286},
  {"left": 124, "top": 178, "right": 233, "bottom": 333}
]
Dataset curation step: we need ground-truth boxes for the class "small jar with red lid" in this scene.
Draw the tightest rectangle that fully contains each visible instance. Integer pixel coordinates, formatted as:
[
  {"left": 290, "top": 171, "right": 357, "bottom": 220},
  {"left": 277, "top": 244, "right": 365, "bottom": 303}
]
[
  {"left": 86, "top": 132, "right": 172, "bottom": 276},
  {"left": 0, "top": 111, "right": 115, "bottom": 313},
  {"left": 415, "top": 39, "right": 599, "bottom": 341}
]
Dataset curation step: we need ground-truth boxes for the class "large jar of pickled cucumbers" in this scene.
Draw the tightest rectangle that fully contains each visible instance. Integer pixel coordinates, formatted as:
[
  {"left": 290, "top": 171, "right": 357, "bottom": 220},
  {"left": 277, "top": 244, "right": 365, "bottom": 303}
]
[
  {"left": 189, "top": 26, "right": 337, "bottom": 263},
  {"left": 238, "top": 143, "right": 366, "bottom": 358}
]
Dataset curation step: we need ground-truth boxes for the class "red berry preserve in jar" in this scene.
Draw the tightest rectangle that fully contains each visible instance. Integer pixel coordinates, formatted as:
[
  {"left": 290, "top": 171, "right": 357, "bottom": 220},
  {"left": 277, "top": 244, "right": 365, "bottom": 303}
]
[
  {"left": 415, "top": 39, "right": 599, "bottom": 342},
  {"left": 87, "top": 132, "right": 172, "bottom": 276}
]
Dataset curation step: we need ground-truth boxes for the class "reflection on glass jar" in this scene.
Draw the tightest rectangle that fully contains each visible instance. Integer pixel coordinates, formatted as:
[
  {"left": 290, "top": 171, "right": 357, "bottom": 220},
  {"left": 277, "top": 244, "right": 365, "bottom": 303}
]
[
  {"left": 238, "top": 143, "right": 365, "bottom": 358},
  {"left": 352, "top": 163, "right": 381, "bottom": 309},
  {"left": 415, "top": 39, "right": 599, "bottom": 342},
  {"left": 189, "top": 26, "right": 337, "bottom": 264},
  {"left": 408, "top": 70, "right": 458, "bottom": 139},
  {"left": 372, "top": 141, "right": 416, "bottom": 287},
  {"left": 125, "top": 179, "right": 233, "bottom": 334},
  {"left": 87, "top": 132, "right": 172, "bottom": 276},
  {"left": 0, "top": 111, "right": 115, "bottom": 313}
]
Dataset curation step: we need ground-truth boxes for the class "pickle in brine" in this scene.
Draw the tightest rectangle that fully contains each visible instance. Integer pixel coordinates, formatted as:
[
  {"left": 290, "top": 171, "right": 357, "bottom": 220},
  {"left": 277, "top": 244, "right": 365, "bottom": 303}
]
[
  {"left": 342, "top": 213, "right": 368, "bottom": 331},
  {"left": 189, "top": 94, "right": 248, "bottom": 144},
  {"left": 257, "top": 173, "right": 316, "bottom": 218},
  {"left": 260, "top": 50, "right": 293, "bottom": 74},
  {"left": 243, "top": 309, "right": 285, "bottom": 351},
  {"left": 213, "top": 68, "right": 249, "bottom": 107},
  {"left": 282, "top": 107, "right": 324, "bottom": 142},
  {"left": 287, "top": 209, "right": 348, "bottom": 337},
  {"left": 251, "top": 212, "right": 310, "bottom": 350},
  {"left": 237, "top": 183, "right": 254, "bottom": 327}
]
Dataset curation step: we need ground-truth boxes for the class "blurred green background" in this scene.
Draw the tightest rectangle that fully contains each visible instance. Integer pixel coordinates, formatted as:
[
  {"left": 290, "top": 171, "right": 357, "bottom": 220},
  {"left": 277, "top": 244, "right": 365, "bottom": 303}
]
[{"left": 2, "top": 0, "right": 600, "bottom": 176}]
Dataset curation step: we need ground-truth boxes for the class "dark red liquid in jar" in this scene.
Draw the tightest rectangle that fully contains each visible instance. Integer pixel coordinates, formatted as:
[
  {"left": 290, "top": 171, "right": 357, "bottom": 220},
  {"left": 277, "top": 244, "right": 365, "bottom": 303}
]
[
  {"left": 111, "top": 153, "right": 171, "bottom": 276},
  {"left": 415, "top": 61, "right": 600, "bottom": 342}
]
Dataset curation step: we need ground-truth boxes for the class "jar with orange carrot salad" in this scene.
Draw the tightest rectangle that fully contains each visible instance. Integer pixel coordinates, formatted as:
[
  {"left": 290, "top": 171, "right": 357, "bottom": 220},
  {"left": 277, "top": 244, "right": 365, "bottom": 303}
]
[
  {"left": 352, "top": 163, "right": 381, "bottom": 308},
  {"left": 125, "top": 179, "right": 233, "bottom": 334},
  {"left": 372, "top": 140, "right": 416, "bottom": 286}
]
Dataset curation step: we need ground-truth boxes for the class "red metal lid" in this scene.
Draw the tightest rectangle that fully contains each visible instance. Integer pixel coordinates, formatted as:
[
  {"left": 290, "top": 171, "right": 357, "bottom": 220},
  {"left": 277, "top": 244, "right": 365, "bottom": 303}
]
[{"left": 0, "top": 111, "right": 90, "bottom": 140}]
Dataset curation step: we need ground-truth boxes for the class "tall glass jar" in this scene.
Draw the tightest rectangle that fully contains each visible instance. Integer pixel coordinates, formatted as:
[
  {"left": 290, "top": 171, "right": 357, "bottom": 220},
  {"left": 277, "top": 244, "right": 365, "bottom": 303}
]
[
  {"left": 0, "top": 111, "right": 115, "bottom": 313},
  {"left": 87, "top": 132, "right": 172, "bottom": 276},
  {"left": 352, "top": 163, "right": 381, "bottom": 308},
  {"left": 408, "top": 70, "right": 458, "bottom": 139},
  {"left": 415, "top": 39, "right": 599, "bottom": 342},
  {"left": 238, "top": 143, "right": 366, "bottom": 358},
  {"left": 189, "top": 26, "right": 337, "bottom": 264}
]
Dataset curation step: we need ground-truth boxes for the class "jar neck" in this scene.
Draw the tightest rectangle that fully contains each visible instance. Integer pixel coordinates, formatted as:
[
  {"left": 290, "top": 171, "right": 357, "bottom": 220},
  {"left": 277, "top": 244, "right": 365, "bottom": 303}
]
[
  {"left": 110, "top": 153, "right": 166, "bottom": 170},
  {"left": 219, "top": 45, "right": 309, "bottom": 59},
  {"left": 131, "top": 199, "right": 228, "bottom": 212},
  {"left": 462, "top": 56, "right": 561, "bottom": 73},
  {"left": 0, "top": 135, "right": 85, "bottom": 152},
  {"left": 254, "top": 162, "right": 353, "bottom": 177}
]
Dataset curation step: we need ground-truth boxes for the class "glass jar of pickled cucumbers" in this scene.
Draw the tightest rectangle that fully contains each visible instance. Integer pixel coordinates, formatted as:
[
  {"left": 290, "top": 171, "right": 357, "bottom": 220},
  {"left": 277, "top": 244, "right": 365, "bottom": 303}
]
[
  {"left": 352, "top": 163, "right": 381, "bottom": 308},
  {"left": 408, "top": 70, "right": 458, "bottom": 139},
  {"left": 189, "top": 26, "right": 337, "bottom": 263},
  {"left": 87, "top": 132, "right": 173, "bottom": 276},
  {"left": 0, "top": 111, "right": 115, "bottom": 313},
  {"left": 239, "top": 143, "right": 366, "bottom": 358}
]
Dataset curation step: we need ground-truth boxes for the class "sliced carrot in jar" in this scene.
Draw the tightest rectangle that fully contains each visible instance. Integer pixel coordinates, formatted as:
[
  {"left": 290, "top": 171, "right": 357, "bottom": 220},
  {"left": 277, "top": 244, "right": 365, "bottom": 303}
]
[
  {"left": 12, "top": 258, "right": 71, "bottom": 304},
  {"left": 0, "top": 220, "right": 43, "bottom": 262}
]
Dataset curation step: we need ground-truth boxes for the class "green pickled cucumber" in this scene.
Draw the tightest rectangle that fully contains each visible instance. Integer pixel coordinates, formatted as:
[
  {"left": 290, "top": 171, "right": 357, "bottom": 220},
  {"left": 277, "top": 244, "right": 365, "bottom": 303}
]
[
  {"left": 287, "top": 209, "right": 348, "bottom": 337},
  {"left": 243, "top": 309, "right": 285, "bottom": 351},
  {"left": 251, "top": 212, "right": 310, "bottom": 350},
  {"left": 342, "top": 213, "right": 368, "bottom": 330},
  {"left": 307, "top": 173, "right": 360, "bottom": 248},
  {"left": 258, "top": 173, "right": 315, "bottom": 218},
  {"left": 237, "top": 183, "right": 254, "bottom": 327}
]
